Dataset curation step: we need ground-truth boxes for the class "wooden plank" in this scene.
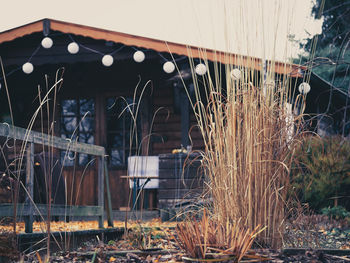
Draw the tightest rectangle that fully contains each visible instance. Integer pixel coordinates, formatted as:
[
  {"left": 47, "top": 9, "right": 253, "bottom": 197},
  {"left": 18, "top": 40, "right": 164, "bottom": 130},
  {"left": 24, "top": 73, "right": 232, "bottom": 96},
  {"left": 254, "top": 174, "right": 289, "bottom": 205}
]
[
  {"left": 152, "top": 139, "right": 204, "bottom": 151},
  {"left": 104, "top": 161, "right": 114, "bottom": 227},
  {"left": 158, "top": 199, "right": 201, "bottom": 209},
  {"left": 0, "top": 20, "right": 43, "bottom": 44},
  {"left": 24, "top": 143, "right": 34, "bottom": 233},
  {"left": 153, "top": 97, "right": 173, "bottom": 106},
  {"left": 0, "top": 204, "right": 103, "bottom": 217},
  {"left": 149, "top": 130, "right": 202, "bottom": 139},
  {"left": 152, "top": 123, "right": 181, "bottom": 132},
  {"left": 180, "top": 91, "right": 190, "bottom": 147},
  {"left": 159, "top": 160, "right": 202, "bottom": 169},
  {"left": 153, "top": 116, "right": 184, "bottom": 124},
  {"left": 159, "top": 168, "right": 204, "bottom": 179},
  {"left": 0, "top": 123, "right": 105, "bottom": 156},
  {"left": 140, "top": 98, "right": 151, "bottom": 155},
  {"left": 159, "top": 156, "right": 202, "bottom": 164},
  {"left": 159, "top": 178, "right": 204, "bottom": 189},
  {"left": 64, "top": 169, "right": 97, "bottom": 206},
  {"left": 120, "top": 176, "right": 158, "bottom": 179},
  {"left": 49, "top": 19, "right": 304, "bottom": 77},
  {"left": 158, "top": 153, "right": 202, "bottom": 159},
  {"left": 158, "top": 189, "right": 202, "bottom": 199},
  {"left": 107, "top": 170, "right": 130, "bottom": 210},
  {"left": 153, "top": 113, "right": 197, "bottom": 122},
  {"left": 98, "top": 156, "right": 104, "bottom": 228}
]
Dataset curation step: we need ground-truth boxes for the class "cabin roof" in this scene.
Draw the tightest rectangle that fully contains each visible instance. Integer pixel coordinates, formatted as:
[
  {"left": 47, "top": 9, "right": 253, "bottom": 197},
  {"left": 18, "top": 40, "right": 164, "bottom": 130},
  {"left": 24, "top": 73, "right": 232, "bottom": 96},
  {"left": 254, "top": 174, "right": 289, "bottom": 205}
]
[{"left": 0, "top": 18, "right": 304, "bottom": 77}]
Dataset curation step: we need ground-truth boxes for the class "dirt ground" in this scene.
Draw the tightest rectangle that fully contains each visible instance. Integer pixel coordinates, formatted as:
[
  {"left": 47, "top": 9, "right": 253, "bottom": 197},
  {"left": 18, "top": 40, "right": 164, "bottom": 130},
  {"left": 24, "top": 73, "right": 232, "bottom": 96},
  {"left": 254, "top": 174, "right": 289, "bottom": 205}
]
[{"left": 1, "top": 217, "right": 350, "bottom": 262}]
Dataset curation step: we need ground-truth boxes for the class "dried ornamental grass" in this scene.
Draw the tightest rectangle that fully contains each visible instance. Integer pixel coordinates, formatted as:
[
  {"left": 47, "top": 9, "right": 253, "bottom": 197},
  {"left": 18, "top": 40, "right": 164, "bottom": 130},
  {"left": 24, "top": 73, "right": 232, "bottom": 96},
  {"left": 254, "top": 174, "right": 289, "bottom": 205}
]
[
  {"left": 183, "top": 54, "right": 303, "bottom": 248},
  {"left": 175, "top": 209, "right": 264, "bottom": 261}
]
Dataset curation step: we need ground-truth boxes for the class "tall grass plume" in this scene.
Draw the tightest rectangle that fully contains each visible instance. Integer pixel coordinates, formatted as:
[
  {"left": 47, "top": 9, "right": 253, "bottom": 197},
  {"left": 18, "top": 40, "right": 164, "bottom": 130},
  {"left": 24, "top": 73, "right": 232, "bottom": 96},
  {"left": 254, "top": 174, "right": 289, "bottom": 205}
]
[{"left": 185, "top": 54, "right": 304, "bottom": 248}]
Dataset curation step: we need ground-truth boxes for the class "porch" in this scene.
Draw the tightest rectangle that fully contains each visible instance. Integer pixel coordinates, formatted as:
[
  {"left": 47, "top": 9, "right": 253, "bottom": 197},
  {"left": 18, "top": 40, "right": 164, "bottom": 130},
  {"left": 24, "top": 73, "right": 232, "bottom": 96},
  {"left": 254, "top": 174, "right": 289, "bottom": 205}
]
[{"left": 0, "top": 20, "right": 206, "bottom": 214}]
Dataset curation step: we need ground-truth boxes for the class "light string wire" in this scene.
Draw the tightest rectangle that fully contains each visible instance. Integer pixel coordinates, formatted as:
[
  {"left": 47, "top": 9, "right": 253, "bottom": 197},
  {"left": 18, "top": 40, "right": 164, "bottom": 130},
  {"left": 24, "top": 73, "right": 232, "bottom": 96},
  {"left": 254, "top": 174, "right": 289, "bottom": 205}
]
[
  {"left": 0, "top": 33, "right": 189, "bottom": 84},
  {"left": 0, "top": 31, "right": 310, "bottom": 89}
]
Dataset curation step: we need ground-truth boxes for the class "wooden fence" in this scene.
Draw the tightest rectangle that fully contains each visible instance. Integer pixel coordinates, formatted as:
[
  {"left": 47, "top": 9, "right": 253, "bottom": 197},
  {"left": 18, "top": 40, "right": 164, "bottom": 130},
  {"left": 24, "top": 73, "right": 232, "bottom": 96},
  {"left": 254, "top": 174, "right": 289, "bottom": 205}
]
[{"left": 0, "top": 123, "right": 113, "bottom": 233}]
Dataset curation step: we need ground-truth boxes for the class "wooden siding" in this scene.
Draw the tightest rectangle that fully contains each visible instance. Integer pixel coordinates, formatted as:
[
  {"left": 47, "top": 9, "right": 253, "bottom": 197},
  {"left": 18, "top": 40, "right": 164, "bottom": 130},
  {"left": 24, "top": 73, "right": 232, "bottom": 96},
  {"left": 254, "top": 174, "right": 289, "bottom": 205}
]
[
  {"left": 108, "top": 169, "right": 130, "bottom": 210},
  {"left": 158, "top": 153, "right": 204, "bottom": 209},
  {"left": 64, "top": 168, "right": 97, "bottom": 206},
  {"left": 0, "top": 39, "right": 206, "bottom": 210},
  {"left": 151, "top": 86, "right": 204, "bottom": 155},
  {"left": 0, "top": 80, "right": 205, "bottom": 210}
]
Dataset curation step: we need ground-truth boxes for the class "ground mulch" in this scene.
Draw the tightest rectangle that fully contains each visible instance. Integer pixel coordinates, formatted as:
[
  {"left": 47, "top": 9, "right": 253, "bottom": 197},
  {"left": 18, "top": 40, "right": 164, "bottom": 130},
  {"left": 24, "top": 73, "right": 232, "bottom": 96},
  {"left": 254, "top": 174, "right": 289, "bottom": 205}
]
[
  {"left": 19, "top": 247, "right": 350, "bottom": 262},
  {"left": 1, "top": 216, "right": 350, "bottom": 262},
  {"left": 283, "top": 214, "right": 350, "bottom": 249}
]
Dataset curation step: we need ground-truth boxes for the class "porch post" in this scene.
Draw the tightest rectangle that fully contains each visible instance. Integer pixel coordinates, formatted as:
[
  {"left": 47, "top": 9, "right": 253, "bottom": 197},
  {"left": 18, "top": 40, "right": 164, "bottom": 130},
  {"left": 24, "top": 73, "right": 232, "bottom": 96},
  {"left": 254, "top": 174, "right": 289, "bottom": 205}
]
[
  {"left": 25, "top": 142, "right": 34, "bottom": 233},
  {"left": 98, "top": 155, "right": 104, "bottom": 228},
  {"left": 180, "top": 90, "right": 190, "bottom": 148}
]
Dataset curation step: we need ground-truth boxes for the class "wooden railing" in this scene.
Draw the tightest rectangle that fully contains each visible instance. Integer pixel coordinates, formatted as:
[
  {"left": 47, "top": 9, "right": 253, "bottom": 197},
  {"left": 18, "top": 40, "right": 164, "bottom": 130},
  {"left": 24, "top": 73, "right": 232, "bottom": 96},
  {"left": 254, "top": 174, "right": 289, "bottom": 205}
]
[{"left": 0, "top": 123, "right": 113, "bottom": 233}]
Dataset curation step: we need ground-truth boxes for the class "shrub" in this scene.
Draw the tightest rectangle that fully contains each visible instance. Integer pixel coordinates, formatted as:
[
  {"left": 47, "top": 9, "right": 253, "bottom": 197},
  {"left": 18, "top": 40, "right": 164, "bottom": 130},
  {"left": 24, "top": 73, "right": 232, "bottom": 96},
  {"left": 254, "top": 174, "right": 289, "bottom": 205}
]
[
  {"left": 291, "top": 136, "right": 350, "bottom": 211},
  {"left": 321, "top": 206, "right": 350, "bottom": 221}
]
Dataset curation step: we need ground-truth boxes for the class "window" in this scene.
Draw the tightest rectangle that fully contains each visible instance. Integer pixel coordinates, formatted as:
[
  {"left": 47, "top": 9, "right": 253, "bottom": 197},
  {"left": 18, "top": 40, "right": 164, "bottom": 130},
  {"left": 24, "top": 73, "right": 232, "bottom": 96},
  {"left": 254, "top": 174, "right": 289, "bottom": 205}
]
[
  {"left": 106, "top": 97, "right": 141, "bottom": 167},
  {"left": 60, "top": 99, "right": 95, "bottom": 166}
]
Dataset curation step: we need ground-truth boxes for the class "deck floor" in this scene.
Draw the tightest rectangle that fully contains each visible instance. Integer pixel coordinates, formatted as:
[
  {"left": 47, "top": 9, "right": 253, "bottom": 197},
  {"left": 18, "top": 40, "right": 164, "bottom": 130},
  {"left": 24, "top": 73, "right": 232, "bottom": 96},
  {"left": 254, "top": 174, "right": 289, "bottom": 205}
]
[{"left": 0, "top": 216, "right": 175, "bottom": 234}]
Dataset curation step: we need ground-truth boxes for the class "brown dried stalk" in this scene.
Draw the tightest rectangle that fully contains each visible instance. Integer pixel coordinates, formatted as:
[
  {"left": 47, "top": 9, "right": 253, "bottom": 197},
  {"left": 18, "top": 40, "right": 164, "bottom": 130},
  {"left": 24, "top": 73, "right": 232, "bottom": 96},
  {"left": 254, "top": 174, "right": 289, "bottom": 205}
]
[
  {"left": 175, "top": 210, "right": 264, "bottom": 261},
  {"left": 185, "top": 54, "right": 303, "bottom": 248}
]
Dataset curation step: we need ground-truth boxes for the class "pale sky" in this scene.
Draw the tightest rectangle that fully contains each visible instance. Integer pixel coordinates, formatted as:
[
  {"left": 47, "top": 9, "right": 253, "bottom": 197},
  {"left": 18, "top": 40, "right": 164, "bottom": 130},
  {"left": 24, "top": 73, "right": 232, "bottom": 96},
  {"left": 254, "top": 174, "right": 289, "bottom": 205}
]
[{"left": 0, "top": 0, "right": 323, "bottom": 61}]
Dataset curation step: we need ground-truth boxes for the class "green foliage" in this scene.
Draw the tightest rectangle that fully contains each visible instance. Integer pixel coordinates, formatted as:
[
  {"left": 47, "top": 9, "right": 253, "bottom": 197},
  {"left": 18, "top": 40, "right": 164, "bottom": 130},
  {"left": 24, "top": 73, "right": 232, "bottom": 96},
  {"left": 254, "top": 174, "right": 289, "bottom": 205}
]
[
  {"left": 125, "top": 226, "right": 166, "bottom": 250},
  {"left": 107, "top": 240, "right": 116, "bottom": 246},
  {"left": 299, "top": 0, "right": 350, "bottom": 92},
  {"left": 312, "top": 46, "right": 350, "bottom": 92},
  {"left": 321, "top": 206, "right": 350, "bottom": 220},
  {"left": 311, "top": 0, "right": 350, "bottom": 48},
  {"left": 296, "top": 45, "right": 350, "bottom": 92},
  {"left": 291, "top": 136, "right": 350, "bottom": 211}
]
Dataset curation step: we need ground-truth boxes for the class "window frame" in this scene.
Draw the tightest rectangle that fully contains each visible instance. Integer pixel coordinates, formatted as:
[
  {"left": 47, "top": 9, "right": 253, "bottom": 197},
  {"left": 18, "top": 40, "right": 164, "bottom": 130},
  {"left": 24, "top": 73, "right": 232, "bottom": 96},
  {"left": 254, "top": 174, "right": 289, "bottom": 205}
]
[
  {"left": 60, "top": 98, "right": 96, "bottom": 167},
  {"left": 105, "top": 96, "right": 141, "bottom": 168}
]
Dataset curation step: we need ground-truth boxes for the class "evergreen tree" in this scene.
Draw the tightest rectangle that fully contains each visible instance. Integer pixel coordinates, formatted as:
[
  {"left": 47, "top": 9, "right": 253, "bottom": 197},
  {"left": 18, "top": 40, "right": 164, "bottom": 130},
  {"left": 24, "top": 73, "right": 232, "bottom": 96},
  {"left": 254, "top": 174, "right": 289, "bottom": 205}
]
[{"left": 303, "top": 0, "right": 350, "bottom": 92}]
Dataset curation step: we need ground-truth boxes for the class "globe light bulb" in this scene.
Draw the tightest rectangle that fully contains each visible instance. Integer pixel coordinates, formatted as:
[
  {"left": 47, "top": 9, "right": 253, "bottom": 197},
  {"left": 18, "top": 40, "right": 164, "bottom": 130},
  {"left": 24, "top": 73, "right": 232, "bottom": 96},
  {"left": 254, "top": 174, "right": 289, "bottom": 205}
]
[
  {"left": 298, "top": 82, "right": 311, "bottom": 94},
  {"left": 195, "top": 63, "right": 207, "bottom": 75},
  {"left": 102, "top": 55, "right": 114, "bottom": 67},
  {"left": 67, "top": 42, "right": 79, "bottom": 54},
  {"left": 133, "top": 51, "right": 145, "bottom": 63},
  {"left": 265, "top": 80, "right": 275, "bottom": 87},
  {"left": 230, "top": 68, "right": 241, "bottom": 80},
  {"left": 22, "top": 62, "right": 34, "bottom": 74},
  {"left": 41, "top": 37, "right": 53, "bottom": 49},
  {"left": 163, "top": 61, "right": 175, "bottom": 74}
]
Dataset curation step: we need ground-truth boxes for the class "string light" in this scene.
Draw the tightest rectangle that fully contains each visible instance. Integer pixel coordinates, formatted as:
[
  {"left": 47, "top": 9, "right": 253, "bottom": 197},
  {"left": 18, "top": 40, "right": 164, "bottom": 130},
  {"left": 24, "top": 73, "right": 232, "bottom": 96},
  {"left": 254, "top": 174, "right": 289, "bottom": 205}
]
[
  {"left": 67, "top": 42, "right": 79, "bottom": 54},
  {"left": 163, "top": 61, "right": 175, "bottom": 74},
  {"left": 41, "top": 37, "right": 53, "bottom": 49},
  {"left": 102, "top": 54, "right": 113, "bottom": 67},
  {"left": 22, "top": 62, "right": 34, "bottom": 74},
  {"left": 133, "top": 51, "right": 145, "bottom": 63},
  {"left": 298, "top": 82, "right": 311, "bottom": 94},
  {"left": 1, "top": 33, "right": 196, "bottom": 81},
  {"left": 195, "top": 63, "right": 206, "bottom": 75},
  {"left": 263, "top": 79, "right": 275, "bottom": 97},
  {"left": 230, "top": 68, "right": 241, "bottom": 80},
  {"left": 265, "top": 80, "right": 275, "bottom": 86}
]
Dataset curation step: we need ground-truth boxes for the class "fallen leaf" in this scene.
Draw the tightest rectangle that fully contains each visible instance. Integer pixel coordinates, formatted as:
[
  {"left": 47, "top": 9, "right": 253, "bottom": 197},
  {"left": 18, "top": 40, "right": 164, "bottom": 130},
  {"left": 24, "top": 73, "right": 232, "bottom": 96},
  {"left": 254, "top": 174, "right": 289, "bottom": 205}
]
[{"left": 109, "top": 256, "right": 116, "bottom": 262}]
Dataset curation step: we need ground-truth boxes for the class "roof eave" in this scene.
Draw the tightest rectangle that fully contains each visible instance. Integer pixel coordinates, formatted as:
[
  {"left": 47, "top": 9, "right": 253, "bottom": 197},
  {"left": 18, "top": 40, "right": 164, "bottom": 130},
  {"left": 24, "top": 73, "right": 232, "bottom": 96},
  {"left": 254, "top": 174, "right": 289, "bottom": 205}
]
[{"left": 0, "top": 18, "right": 305, "bottom": 77}]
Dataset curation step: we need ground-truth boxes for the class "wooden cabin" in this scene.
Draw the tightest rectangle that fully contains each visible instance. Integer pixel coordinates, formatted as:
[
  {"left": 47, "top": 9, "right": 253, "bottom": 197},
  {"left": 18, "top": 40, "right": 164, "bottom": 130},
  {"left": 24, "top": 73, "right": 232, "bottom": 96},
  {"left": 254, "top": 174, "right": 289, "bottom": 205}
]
[{"left": 0, "top": 19, "right": 348, "bottom": 212}]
